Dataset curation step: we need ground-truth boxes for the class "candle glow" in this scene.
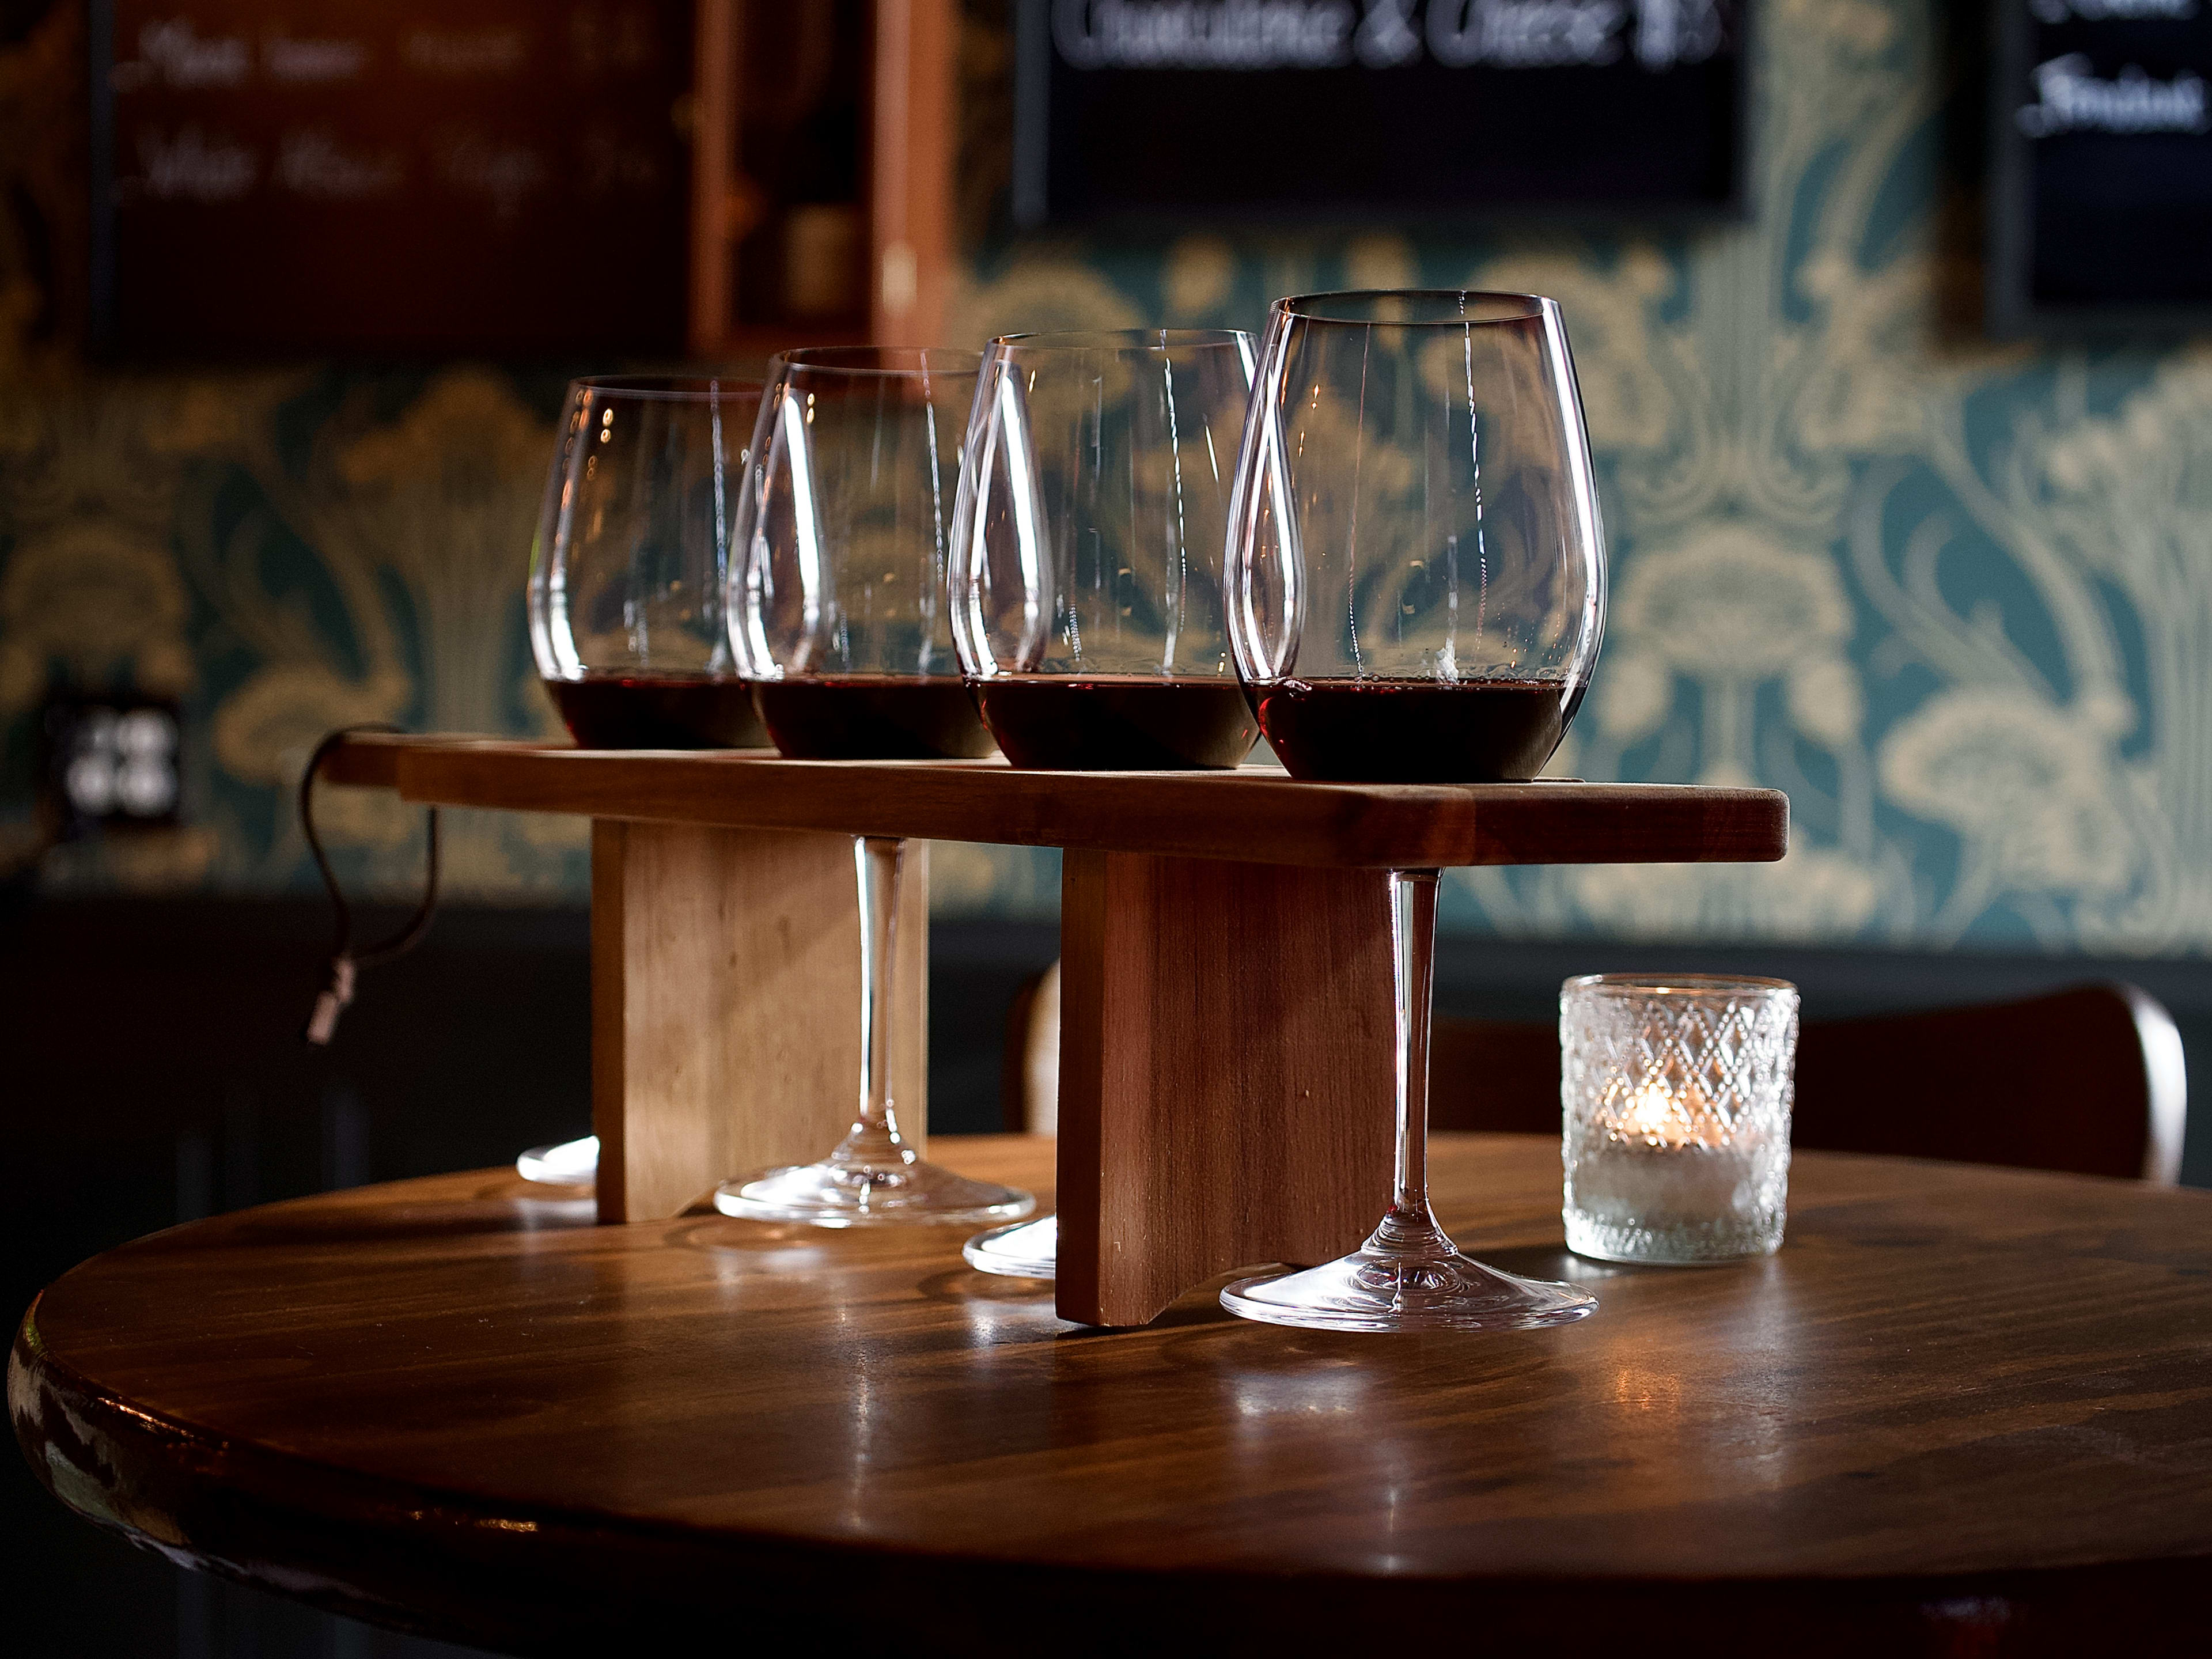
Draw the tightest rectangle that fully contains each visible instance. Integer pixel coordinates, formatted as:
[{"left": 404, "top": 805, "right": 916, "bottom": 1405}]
[{"left": 1614, "top": 1077, "right": 1703, "bottom": 1147}]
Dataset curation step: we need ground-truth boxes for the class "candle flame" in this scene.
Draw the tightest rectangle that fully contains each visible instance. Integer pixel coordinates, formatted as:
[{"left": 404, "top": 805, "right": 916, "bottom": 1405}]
[
  {"left": 1625, "top": 1080, "right": 1676, "bottom": 1138},
  {"left": 1612, "top": 1078, "right": 1708, "bottom": 1148}
]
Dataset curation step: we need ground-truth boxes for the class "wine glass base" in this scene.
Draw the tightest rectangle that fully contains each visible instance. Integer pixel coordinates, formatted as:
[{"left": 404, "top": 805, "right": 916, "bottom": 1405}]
[
  {"left": 516, "top": 1135, "right": 598, "bottom": 1186},
  {"left": 963, "top": 1214, "right": 1058, "bottom": 1278},
  {"left": 1221, "top": 1245, "right": 1597, "bottom": 1334},
  {"left": 714, "top": 1157, "right": 1035, "bottom": 1228}
]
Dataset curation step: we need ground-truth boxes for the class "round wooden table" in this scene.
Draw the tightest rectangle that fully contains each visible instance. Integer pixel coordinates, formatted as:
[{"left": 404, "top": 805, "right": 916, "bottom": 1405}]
[{"left": 13, "top": 1135, "right": 2212, "bottom": 1656}]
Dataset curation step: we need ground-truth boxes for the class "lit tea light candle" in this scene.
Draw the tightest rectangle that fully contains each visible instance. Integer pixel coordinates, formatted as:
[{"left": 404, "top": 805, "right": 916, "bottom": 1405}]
[
  {"left": 1618, "top": 1077, "right": 1696, "bottom": 1145},
  {"left": 1561, "top": 976, "right": 1800, "bottom": 1264},
  {"left": 1591, "top": 1076, "right": 1762, "bottom": 1233}
]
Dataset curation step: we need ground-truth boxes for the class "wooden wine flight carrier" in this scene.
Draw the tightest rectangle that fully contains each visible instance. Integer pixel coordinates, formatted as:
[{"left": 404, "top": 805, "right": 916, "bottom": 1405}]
[{"left": 323, "top": 736, "right": 1788, "bottom": 1325}]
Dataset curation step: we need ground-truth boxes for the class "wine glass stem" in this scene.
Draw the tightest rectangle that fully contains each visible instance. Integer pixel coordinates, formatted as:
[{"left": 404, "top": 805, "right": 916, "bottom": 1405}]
[
  {"left": 849, "top": 835, "right": 910, "bottom": 1160},
  {"left": 1384, "top": 868, "right": 1443, "bottom": 1241}
]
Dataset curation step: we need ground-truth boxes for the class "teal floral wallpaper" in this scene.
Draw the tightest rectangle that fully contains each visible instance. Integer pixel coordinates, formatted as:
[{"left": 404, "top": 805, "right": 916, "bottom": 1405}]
[{"left": 3, "top": 0, "right": 2208, "bottom": 952}]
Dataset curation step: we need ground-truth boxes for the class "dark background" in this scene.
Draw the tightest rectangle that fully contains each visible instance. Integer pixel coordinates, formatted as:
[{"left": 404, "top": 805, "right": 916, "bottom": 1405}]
[{"left": 12, "top": 4, "right": 2212, "bottom": 1653}]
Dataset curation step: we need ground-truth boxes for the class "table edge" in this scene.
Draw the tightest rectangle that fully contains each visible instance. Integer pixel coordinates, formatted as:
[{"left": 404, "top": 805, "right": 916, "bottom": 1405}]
[
  {"left": 14, "top": 1315, "right": 2210, "bottom": 1657},
  {"left": 17, "top": 1142, "right": 2212, "bottom": 1605}
]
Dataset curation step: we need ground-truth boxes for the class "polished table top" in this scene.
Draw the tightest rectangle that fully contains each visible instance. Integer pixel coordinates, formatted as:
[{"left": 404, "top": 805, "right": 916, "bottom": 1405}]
[{"left": 13, "top": 1135, "right": 2212, "bottom": 1656}]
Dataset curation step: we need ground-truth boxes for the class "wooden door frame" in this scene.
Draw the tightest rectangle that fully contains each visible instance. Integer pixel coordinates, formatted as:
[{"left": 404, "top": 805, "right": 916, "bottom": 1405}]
[{"left": 687, "top": 0, "right": 954, "bottom": 355}]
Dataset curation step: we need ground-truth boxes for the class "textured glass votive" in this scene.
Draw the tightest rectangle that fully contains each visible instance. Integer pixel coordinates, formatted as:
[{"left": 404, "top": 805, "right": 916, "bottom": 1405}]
[{"left": 1562, "top": 975, "right": 1800, "bottom": 1265}]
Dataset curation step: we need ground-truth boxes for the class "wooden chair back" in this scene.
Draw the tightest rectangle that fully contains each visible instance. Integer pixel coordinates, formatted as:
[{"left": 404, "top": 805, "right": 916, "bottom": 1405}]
[
  {"left": 1423, "top": 983, "right": 2186, "bottom": 1184},
  {"left": 1009, "top": 977, "right": 2187, "bottom": 1185}
]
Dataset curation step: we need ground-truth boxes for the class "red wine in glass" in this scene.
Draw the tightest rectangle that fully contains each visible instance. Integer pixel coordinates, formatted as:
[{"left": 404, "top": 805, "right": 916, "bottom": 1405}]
[
  {"left": 546, "top": 673, "right": 768, "bottom": 749},
  {"left": 752, "top": 675, "right": 998, "bottom": 760},
  {"left": 1253, "top": 677, "right": 1570, "bottom": 782},
  {"left": 970, "top": 675, "right": 1259, "bottom": 770}
]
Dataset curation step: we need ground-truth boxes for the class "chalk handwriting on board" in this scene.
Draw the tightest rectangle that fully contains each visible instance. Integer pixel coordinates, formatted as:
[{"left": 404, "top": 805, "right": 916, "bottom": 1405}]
[
  {"left": 404, "top": 29, "right": 528, "bottom": 77},
  {"left": 278, "top": 131, "right": 403, "bottom": 199},
  {"left": 1357, "top": 0, "right": 1423, "bottom": 67},
  {"left": 264, "top": 35, "right": 369, "bottom": 84},
  {"left": 1990, "top": 0, "right": 2212, "bottom": 324},
  {"left": 116, "top": 22, "right": 372, "bottom": 90},
  {"left": 1021, "top": 0, "right": 1742, "bottom": 223},
  {"left": 2018, "top": 52, "right": 2211, "bottom": 135},
  {"left": 114, "top": 18, "right": 249, "bottom": 90},
  {"left": 96, "top": 1, "right": 695, "bottom": 354},
  {"left": 2029, "top": 0, "right": 2194, "bottom": 22},
  {"left": 1430, "top": 0, "right": 1726, "bottom": 70},
  {"left": 130, "top": 126, "right": 257, "bottom": 202},
  {"left": 1429, "top": 1, "right": 1627, "bottom": 67},
  {"left": 1052, "top": 1, "right": 1355, "bottom": 69},
  {"left": 1050, "top": 0, "right": 1720, "bottom": 73},
  {"left": 1629, "top": 0, "right": 1723, "bottom": 68}
]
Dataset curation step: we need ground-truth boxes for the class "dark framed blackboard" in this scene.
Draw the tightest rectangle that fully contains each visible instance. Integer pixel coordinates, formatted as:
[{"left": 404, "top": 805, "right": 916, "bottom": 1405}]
[
  {"left": 1011, "top": 0, "right": 1749, "bottom": 227},
  {"left": 89, "top": 1, "right": 694, "bottom": 358},
  {"left": 1988, "top": 0, "right": 2212, "bottom": 334}
]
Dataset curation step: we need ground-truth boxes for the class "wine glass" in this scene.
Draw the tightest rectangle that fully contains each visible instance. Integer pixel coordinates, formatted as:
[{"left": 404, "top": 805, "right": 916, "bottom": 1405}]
[
  {"left": 948, "top": 327, "right": 1257, "bottom": 1277},
  {"left": 529, "top": 376, "right": 768, "bottom": 747},
  {"left": 520, "top": 375, "right": 768, "bottom": 1187},
  {"left": 1219, "top": 291, "right": 1605, "bottom": 1332},
  {"left": 715, "top": 347, "right": 1034, "bottom": 1227}
]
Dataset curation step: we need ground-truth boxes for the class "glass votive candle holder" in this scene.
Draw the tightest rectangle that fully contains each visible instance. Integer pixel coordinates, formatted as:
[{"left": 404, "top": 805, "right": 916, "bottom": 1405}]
[{"left": 1561, "top": 974, "right": 1800, "bottom": 1265}]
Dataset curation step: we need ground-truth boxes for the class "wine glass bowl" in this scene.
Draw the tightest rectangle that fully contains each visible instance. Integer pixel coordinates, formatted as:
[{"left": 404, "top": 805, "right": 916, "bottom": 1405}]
[
  {"left": 735, "top": 347, "right": 995, "bottom": 760},
  {"left": 1221, "top": 290, "right": 1607, "bottom": 1332},
  {"left": 528, "top": 376, "right": 769, "bottom": 749},
  {"left": 1228, "top": 291, "right": 1603, "bottom": 783},
  {"left": 950, "top": 328, "right": 1260, "bottom": 770}
]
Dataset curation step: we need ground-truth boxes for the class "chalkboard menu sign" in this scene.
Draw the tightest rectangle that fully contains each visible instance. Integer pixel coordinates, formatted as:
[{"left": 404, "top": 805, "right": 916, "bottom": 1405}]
[
  {"left": 91, "top": 2, "right": 692, "bottom": 357},
  {"left": 1011, "top": 0, "right": 1747, "bottom": 225},
  {"left": 1990, "top": 0, "right": 2212, "bottom": 332}
]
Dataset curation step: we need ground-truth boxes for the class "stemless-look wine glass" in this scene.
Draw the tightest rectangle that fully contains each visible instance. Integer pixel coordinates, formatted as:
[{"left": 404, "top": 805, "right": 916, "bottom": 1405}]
[
  {"left": 950, "top": 327, "right": 1257, "bottom": 1279},
  {"left": 520, "top": 376, "right": 768, "bottom": 1187},
  {"left": 1221, "top": 291, "right": 1606, "bottom": 1331},
  {"left": 716, "top": 347, "right": 1032, "bottom": 1226}
]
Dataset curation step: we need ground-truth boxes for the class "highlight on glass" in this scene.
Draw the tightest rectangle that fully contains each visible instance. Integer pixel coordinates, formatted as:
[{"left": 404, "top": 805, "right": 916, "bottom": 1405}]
[
  {"left": 1219, "top": 290, "right": 1606, "bottom": 1331},
  {"left": 717, "top": 347, "right": 1031, "bottom": 1228}
]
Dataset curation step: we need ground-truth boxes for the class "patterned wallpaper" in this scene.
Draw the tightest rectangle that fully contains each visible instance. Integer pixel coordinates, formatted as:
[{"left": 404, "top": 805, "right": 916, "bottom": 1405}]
[{"left": 2, "top": 0, "right": 2208, "bottom": 952}]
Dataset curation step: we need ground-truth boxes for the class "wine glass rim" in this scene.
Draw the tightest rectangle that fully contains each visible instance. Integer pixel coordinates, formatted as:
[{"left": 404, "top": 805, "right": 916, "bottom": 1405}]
[
  {"left": 1276, "top": 290, "right": 1555, "bottom": 325},
  {"left": 770, "top": 346, "right": 983, "bottom": 378},
  {"left": 570, "top": 375, "right": 766, "bottom": 400},
  {"left": 988, "top": 327, "right": 1254, "bottom": 353},
  {"left": 1564, "top": 973, "right": 1800, "bottom": 998}
]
